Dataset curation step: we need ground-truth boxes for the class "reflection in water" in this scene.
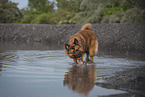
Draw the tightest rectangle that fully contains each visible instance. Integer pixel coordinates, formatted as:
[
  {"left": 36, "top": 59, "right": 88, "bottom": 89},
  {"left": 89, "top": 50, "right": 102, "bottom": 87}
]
[
  {"left": 64, "top": 64, "right": 96, "bottom": 97},
  {"left": 1, "top": 50, "right": 144, "bottom": 97}
]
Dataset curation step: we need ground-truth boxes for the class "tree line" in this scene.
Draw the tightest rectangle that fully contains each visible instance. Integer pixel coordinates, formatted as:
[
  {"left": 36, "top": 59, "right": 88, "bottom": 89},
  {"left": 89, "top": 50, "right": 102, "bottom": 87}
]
[{"left": 0, "top": 0, "right": 145, "bottom": 24}]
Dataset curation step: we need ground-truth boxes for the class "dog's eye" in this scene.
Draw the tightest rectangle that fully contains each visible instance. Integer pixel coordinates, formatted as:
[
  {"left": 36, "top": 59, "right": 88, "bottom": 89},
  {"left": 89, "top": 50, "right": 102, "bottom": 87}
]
[{"left": 76, "top": 48, "right": 80, "bottom": 51}]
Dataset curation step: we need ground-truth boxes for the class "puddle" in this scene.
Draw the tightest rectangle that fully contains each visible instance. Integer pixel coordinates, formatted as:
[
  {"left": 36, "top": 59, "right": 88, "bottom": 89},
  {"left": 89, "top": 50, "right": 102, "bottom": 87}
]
[{"left": 0, "top": 50, "right": 145, "bottom": 97}]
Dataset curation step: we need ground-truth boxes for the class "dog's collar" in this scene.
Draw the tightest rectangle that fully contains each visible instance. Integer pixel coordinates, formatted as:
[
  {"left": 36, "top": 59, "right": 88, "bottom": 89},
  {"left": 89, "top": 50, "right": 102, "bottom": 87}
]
[{"left": 77, "top": 57, "right": 81, "bottom": 60}]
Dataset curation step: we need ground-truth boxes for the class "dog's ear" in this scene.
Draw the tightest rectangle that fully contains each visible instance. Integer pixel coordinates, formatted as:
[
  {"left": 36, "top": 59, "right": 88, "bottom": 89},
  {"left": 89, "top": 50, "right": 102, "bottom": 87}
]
[
  {"left": 73, "top": 38, "right": 79, "bottom": 45},
  {"left": 65, "top": 43, "right": 70, "bottom": 50}
]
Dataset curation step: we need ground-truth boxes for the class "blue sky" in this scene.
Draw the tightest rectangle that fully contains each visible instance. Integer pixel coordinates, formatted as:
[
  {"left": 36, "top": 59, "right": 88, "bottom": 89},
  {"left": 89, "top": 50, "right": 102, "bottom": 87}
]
[
  {"left": 10, "top": 0, "right": 28, "bottom": 9},
  {"left": 10, "top": 0, "right": 56, "bottom": 9}
]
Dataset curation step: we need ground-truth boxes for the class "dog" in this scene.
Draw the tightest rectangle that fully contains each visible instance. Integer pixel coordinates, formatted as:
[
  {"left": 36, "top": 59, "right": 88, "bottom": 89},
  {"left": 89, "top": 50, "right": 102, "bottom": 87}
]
[{"left": 64, "top": 24, "right": 98, "bottom": 64}]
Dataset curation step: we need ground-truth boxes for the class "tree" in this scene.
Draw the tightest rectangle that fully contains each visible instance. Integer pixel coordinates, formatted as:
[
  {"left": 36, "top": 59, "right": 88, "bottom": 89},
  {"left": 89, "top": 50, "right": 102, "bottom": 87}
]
[
  {"left": 20, "top": 0, "right": 55, "bottom": 24},
  {"left": 20, "top": 0, "right": 82, "bottom": 24},
  {"left": 56, "top": 0, "right": 82, "bottom": 12},
  {"left": 28, "top": 0, "right": 54, "bottom": 13},
  {"left": 55, "top": 0, "right": 82, "bottom": 24},
  {"left": 0, "top": 0, "right": 22, "bottom": 23},
  {"left": 74, "top": 0, "right": 145, "bottom": 24},
  {"left": 121, "top": 7, "right": 145, "bottom": 23},
  {"left": 74, "top": 0, "right": 105, "bottom": 24},
  {"left": 30, "top": 13, "right": 56, "bottom": 24}
]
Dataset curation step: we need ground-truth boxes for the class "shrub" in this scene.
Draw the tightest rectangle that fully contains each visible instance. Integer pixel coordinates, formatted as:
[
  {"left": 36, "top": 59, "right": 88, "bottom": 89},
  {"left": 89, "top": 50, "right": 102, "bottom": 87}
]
[
  {"left": 121, "top": 7, "right": 145, "bottom": 23},
  {"left": 31, "top": 13, "right": 56, "bottom": 24}
]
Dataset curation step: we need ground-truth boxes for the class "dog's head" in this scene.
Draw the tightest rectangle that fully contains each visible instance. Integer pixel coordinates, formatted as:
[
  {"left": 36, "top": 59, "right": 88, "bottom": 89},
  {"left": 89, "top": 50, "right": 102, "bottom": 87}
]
[{"left": 65, "top": 38, "right": 83, "bottom": 59}]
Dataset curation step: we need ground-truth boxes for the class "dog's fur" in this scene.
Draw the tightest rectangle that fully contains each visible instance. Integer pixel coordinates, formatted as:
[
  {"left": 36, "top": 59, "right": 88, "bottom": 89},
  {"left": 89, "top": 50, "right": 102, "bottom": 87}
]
[{"left": 64, "top": 24, "right": 98, "bottom": 64}]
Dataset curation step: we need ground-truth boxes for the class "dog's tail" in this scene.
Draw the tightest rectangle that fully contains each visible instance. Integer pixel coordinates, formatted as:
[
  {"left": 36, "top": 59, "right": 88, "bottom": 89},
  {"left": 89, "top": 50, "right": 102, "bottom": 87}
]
[{"left": 81, "top": 23, "right": 91, "bottom": 30}]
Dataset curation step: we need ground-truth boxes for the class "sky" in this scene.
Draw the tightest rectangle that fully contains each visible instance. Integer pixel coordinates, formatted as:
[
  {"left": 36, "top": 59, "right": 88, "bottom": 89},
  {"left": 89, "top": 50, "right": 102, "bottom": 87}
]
[
  {"left": 10, "top": 0, "right": 28, "bottom": 9},
  {"left": 10, "top": 0, "right": 56, "bottom": 9}
]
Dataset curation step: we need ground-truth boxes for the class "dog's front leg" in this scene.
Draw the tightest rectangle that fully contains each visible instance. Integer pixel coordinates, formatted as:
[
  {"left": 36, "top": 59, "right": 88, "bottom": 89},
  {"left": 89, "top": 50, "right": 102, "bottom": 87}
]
[
  {"left": 81, "top": 53, "right": 84, "bottom": 63},
  {"left": 73, "top": 58, "right": 77, "bottom": 64},
  {"left": 78, "top": 54, "right": 83, "bottom": 64},
  {"left": 78, "top": 59, "right": 82, "bottom": 64}
]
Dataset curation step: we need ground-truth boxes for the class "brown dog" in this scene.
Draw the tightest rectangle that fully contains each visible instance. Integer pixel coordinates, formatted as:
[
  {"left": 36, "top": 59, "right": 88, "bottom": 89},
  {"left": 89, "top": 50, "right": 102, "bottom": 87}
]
[{"left": 64, "top": 24, "right": 98, "bottom": 64}]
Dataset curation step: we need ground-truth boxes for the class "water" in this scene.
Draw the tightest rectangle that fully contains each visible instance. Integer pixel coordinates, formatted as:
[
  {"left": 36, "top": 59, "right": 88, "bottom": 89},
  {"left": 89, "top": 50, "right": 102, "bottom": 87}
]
[{"left": 0, "top": 50, "right": 145, "bottom": 97}]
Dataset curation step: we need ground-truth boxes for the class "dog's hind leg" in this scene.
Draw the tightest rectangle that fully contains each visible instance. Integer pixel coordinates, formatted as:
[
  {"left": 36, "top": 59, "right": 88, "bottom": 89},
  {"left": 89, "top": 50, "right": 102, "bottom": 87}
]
[
  {"left": 89, "top": 47, "right": 95, "bottom": 62},
  {"left": 90, "top": 55, "right": 94, "bottom": 62},
  {"left": 89, "top": 40, "right": 98, "bottom": 62}
]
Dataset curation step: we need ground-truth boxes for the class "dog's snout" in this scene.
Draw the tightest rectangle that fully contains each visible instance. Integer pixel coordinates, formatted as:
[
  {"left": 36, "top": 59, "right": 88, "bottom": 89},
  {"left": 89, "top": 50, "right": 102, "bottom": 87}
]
[
  {"left": 74, "top": 52, "right": 82, "bottom": 59},
  {"left": 69, "top": 54, "right": 74, "bottom": 58}
]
